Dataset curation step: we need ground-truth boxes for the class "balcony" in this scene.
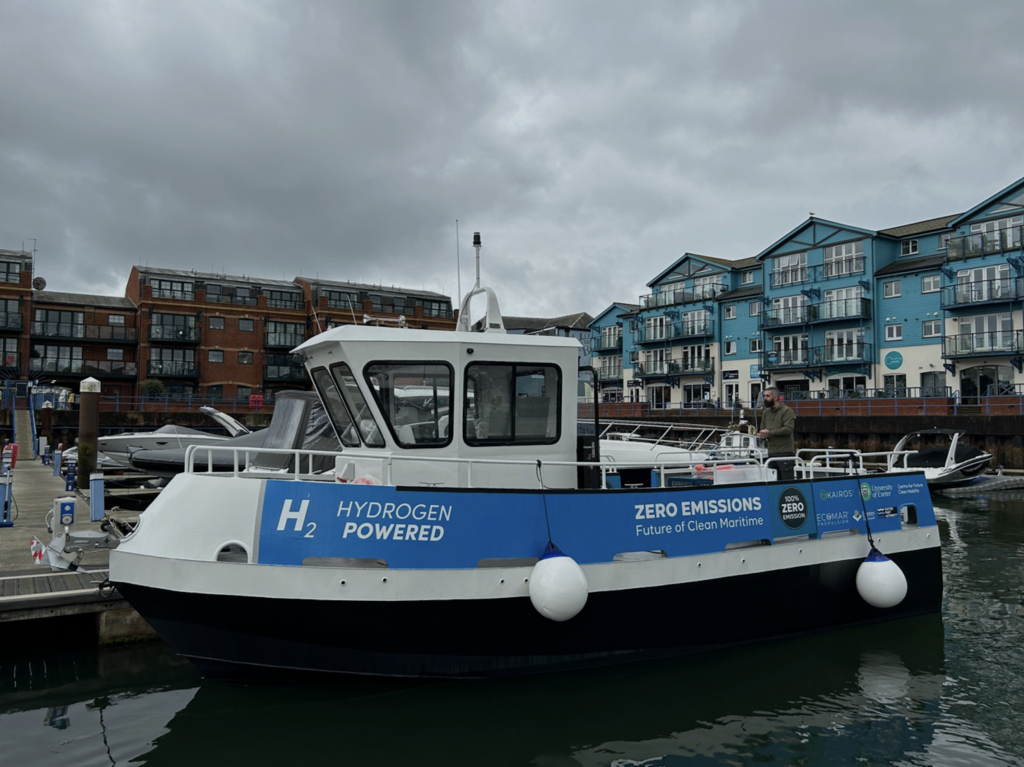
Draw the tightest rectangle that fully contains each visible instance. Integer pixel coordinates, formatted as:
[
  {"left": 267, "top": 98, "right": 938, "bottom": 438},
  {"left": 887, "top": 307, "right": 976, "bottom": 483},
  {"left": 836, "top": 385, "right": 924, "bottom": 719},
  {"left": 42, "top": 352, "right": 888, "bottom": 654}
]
[
  {"left": 635, "top": 320, "right": 715, "bottom": 344},
  {"left": 147, "top": 361, "right": 200, "bottom": 378},
  {"left": 29, "top": 359, "right": 138, "bottom": 377},
  {"left": 639, "top": 281, "right": 727, "bottom": 310},
  {"left": 594, "top": 336, "right": 623, "bottom": 352},
  {"left": 265, "top": 364, "right": 307, "bottom": 382},
  {"left": 761, "top": 344, "right": 871, "bottom": 369},
  {"left": 635, "top": 358, "right": 714, "bottom": 377},
  {"left": 207, "top": 294, "right": 257, "bottom": 306},
  {"left": 149, "top": 325, "right": 200, "bottom": 343},
  {"left": 821, "top": 342, "right": 873, "bottom": 364},
  {"left": 761, "top": 348, "right": 818, "bottom": 369},
  {"left": 770, "top": 260, "right": 866, "bottom": 288},
  {"left": 809, "top": 297, "right": 872, "bottom": 323},
  {"left": 759, "top": 307, "right": 810, "bottom": 328},
  {"left": 943, "top": 330, "right": 1024, "bottom": 358},
  {"left": 940, "top": 278, "right": 1019, "bottom": 309},
  {"left": 85, "top": 325, "right": 138, "bottom": 342},
  {"left": 267, "top": 298, "right": 303, "bottom": 310},
  {"left": 31, "top": 321, "right": 85, "bottom": 339},
  {"left": 265, "top": 331, "right": 306, "bottom": 349},
  {"left": 153, "top": 289, "right": 195, "bottom": 301},
  {"left": 597, "top": 366, "right": 622, "bottom": 381},
  {"left": 0, "top": 312, "right": 22, "bottom": 331},
  {"left": 947, "top": 228, "right": 1023, "bottom": 260}
]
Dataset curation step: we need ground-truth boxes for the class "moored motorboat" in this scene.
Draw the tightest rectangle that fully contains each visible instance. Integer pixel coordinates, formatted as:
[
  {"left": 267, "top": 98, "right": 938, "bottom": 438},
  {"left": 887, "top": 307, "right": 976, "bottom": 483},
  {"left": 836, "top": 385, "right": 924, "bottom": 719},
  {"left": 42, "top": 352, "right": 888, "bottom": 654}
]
[
  {"left": 885, "top": 429, "right": 992, "bottom": 489},
  {"left": 107, "top": 236, "right": 941, "bottom": 681}
]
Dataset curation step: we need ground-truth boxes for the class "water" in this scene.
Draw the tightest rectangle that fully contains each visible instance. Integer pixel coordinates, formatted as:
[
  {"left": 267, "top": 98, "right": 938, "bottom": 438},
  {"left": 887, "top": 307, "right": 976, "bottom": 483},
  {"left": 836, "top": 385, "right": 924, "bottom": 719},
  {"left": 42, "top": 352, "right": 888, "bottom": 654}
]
[{"left": 2, "top": 496, "right": 1023, "bottom": 766}]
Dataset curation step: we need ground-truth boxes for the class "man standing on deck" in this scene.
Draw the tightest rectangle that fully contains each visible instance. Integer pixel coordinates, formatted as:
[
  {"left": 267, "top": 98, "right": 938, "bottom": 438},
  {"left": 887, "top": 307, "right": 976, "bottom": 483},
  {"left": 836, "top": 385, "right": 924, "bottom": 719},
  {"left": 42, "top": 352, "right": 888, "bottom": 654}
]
[{"left": 757, "top": 387, "right": 796, "bottom": 481}]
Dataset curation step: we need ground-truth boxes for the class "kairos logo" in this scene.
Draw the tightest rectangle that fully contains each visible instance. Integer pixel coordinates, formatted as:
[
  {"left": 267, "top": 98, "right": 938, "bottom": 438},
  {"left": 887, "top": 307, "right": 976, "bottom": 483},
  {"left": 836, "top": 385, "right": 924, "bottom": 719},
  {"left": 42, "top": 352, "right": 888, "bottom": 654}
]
[{"left": 779, "top": 487, "right": 808, "bottom": 530}]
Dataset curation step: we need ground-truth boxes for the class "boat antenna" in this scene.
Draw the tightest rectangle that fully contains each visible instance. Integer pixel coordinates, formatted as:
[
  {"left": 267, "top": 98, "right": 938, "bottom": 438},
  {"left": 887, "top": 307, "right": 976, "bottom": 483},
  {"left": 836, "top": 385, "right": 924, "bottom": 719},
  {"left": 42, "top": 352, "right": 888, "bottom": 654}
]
[
  {"left": 456, "top": 219, "right": 461, "bottom": 304},
  {"left": 473, "top": 231, "right": 482, "bottom": 290}
]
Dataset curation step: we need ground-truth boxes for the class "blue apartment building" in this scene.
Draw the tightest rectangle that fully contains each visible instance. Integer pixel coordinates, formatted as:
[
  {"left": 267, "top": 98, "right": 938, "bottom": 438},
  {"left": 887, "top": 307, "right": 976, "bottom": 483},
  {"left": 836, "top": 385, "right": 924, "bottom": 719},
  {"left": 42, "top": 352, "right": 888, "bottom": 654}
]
[{"left": 589, "top": 175, "right": 1024, "bottom": 408}]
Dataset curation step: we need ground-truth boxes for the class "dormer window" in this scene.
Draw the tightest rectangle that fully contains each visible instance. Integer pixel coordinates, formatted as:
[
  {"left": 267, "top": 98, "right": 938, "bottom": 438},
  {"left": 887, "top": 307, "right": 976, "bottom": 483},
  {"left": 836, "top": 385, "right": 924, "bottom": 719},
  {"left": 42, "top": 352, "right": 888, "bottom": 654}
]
[{"left": 901, "top": 240, "right": 919, "bottom": 256}]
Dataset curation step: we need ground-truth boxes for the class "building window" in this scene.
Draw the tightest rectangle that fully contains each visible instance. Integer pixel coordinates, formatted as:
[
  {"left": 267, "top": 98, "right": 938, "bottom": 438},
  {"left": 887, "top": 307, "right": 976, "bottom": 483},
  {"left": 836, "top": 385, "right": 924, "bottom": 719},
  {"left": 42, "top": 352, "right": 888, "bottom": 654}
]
[
  {"left": 30, "top": 345, "right": 84, "bottom": 374},
  {"left": 239, "top": 318, "right": 254, "bottom": 332},
  {"left": 883, "top": 374, "right": 908, "bottom": 396},
  {"left": 209, "top": 317, "right": 225, "bottom": 330},
  {"left": 749, "top": 337, "right": 762, "bottom": 353},
  {"left": 749, "top": 301, "right": 761, "bottom": 316},
  {"left": 938, "top": 232, "right": 953, "bottom": 251},
  {"left": 921, "top": 371, "right": 946, "bottom": 397},
  {"left": 922, "top": 319, "right": 942, "bottom": 338},
  {"left": 1, "top": 261, "right": 21, "bottom": 283},
  {"left": 724, "top": 305, "right": 736, "bottom": 320},
  {"left": 325, "top": 289, "right": 359, "bottom": 310},
  {"left": 33, "top": 309, "right": 85, "bottom": 338},
  {"left": 724, "top": 340, "right": 736, "bottom": 355},
  {"left": 238, "top": 351, "right": 254, "bottom": 364},
  {"left": 901, "top": 240, "right": 919, "bottom": 256},
  {"left": 741, "top": 271, "right": 754, "bottom": 285},
  {"left": 208, "top": 349, "right": 224, "bottom": 363},
  {"left": 921, "top": 275, "right": 940, "bottom": 293},
  {"left": 108, "top": 314, "right": 125, "bottom": 326},
  {"left": 107, "top": 348, "right": 124, "bottom": 361},
  {"left": 885, "top": 323, "right": 903, "bottom": 341},
  {"left": 152, "top": 279, "right": 194, "bottom": 300},
  {"left": 628, "top": 350, "right": 639, "bottom": 366},
  {"left": 1, "top": 337, "right": 19, "bottom": 367},
  {"left": 772, "top": 252, "right": 807, "bottom": 286},
  {"left": 883, "top": 280, "right": 901, "bottom": 298},
  {"left": 237, "top": 385, "right": 252, "bottom": 399},
  {"left": 207, "top": 385, "right": 223, "bottom": 400},
  {"left": 266, "top": 290, "right": 302, "bottom": 310},
  {"left": 823, "top": 241, "right": 864, "bottom": 277}
]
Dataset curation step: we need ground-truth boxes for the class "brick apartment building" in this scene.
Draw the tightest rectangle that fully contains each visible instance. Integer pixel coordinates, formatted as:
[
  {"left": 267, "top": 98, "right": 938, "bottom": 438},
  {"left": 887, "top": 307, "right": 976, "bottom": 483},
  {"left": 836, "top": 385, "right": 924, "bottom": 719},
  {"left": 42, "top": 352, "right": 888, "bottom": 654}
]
[{"left": 0, "top": 250, "right": 456, "bottom": 401}]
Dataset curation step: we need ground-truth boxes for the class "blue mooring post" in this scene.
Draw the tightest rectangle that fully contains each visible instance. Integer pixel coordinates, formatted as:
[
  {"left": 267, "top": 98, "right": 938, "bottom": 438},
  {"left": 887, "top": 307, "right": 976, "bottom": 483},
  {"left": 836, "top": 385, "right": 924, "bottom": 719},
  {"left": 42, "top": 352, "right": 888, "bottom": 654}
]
[
  {"left": 53, "top": 450, "right": 62, "bottom": 476},
  {"left": 0, "top": 463, "right": 13, "bottom": 528},
  {"left": 89, "top": 472, "right": 104, "bottom": 522},
  {"left": 65, "top": 461, "right": 76, "bottom": 493}
]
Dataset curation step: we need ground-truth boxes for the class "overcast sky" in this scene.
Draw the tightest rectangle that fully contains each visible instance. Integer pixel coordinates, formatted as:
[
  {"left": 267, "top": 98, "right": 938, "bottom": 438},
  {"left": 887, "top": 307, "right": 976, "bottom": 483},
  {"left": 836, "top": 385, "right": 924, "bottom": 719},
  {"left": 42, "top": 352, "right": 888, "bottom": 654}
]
[{"left": 3, "top": 0, "right": 1024, "bottom": 319}]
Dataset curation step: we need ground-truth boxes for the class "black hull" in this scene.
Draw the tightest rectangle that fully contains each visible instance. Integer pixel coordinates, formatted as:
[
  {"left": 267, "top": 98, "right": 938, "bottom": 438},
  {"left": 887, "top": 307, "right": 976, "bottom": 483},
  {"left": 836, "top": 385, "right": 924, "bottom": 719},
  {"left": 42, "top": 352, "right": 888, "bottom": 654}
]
[{"left": 115, "top": 547, "right": 942, "bottom": 681}]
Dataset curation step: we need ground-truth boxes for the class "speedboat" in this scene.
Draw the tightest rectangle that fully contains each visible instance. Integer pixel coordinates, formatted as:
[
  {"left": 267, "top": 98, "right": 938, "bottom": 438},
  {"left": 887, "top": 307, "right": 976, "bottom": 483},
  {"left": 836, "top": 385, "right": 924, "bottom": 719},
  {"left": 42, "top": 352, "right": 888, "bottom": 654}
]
[
  {"left": 96, "top": 408, "right": 250, "bottom": 469},
  {"left": 106, "top": 239, "right": 941, "bottom": 681},
  {"left": 885, "top": 429, "right": 992, "bottom": 489}
]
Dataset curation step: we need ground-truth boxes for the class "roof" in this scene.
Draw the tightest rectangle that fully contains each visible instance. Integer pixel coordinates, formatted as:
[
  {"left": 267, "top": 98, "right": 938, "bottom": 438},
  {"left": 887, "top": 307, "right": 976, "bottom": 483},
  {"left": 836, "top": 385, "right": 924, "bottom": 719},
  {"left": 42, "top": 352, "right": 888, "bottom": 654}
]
[
  {"left": 874, "top": 255, "right": 945, "bottom": 277},
  {"left": 504, "top": 312, "right": 595, "bottom": 332},
  {"left": 877, "top": 214, "right": 960, "bottom": 238},
  {"left": 33, "top": 290, "right": 137, "bottom": 310},
  {"left": 951, "top": 175, "right": 1024, "bottom": 227},
  {"left": 755, "top": 217, "right": 877, "bottom": 261},
  {"left": 647, "top": 253, "right": 746, "bottom": 287},
  {"left": 135, "top": 266, "right": 300, "bottom": 290},
  {"left": 297, "top": 275, "right": 449, "bottom": 301},
  {"left": 715, "top": 285, "right": 763, "bottom": 302}
]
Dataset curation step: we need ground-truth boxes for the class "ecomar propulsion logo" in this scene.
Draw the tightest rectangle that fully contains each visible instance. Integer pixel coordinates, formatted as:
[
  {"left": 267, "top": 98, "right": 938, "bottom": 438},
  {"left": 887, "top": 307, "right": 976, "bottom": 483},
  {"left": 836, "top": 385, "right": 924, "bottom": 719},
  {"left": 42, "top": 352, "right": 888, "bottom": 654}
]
[
  {"left": 779, "top": 487, "right": 808, "bottom": 530},
  {"left": 860, "top": 482, "right": 872, "bottom": 501}
]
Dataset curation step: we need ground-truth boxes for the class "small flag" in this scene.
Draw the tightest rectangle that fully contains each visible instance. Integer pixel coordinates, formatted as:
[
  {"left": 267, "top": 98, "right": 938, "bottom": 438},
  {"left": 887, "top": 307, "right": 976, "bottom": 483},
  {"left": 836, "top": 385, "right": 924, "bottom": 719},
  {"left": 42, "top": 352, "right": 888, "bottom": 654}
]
[{"left": 30, "top": 538, "right": 45, "bottom": 565}]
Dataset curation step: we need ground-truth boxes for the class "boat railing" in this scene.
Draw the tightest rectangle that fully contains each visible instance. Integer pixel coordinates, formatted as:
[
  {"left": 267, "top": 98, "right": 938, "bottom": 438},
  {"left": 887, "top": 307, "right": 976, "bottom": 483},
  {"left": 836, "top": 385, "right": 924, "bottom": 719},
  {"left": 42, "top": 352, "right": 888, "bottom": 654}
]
[
  {"left": 799, "top": 448, "right": 918, "bottom": 476},
  {"left": 184, "top": 445, "right": 344, "bottom": 481}
]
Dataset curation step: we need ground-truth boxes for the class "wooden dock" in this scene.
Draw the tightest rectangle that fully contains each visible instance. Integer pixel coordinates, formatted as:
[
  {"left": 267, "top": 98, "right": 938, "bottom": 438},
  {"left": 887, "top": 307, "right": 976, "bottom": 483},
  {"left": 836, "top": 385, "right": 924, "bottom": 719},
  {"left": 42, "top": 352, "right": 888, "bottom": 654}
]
[{"left": 0, "top": 454, "right": 155, "bottom": 643}]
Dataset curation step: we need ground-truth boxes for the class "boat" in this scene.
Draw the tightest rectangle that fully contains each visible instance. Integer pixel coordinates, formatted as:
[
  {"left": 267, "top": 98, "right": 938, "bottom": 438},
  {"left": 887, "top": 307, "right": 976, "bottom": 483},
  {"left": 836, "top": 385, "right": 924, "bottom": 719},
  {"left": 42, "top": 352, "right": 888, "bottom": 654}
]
[
  {"left": 107, "top": 237, "right": 942, "bottom": 680},
  {"left": 95, "top": 407, "right": 250, "bottom": 469},
  {"left": 885, "top": 429, "right": 992, "bottom": 488},
  {"left": 127, "top": 392, "right": 338, "bottom": 478}
]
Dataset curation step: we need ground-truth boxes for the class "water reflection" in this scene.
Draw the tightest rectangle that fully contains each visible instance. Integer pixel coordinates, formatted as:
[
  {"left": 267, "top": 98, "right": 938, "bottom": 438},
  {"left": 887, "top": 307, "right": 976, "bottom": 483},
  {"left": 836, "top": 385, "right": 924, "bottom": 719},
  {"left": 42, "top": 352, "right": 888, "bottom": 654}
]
[{"left": 1, "top": 496, "right": 1023, "bottom": 766}]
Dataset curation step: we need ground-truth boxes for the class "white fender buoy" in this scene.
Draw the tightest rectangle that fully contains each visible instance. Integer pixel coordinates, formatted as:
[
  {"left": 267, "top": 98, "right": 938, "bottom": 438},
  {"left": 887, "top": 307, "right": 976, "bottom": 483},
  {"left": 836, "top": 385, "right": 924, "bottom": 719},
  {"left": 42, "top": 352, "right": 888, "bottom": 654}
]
[
  {"left": 529, "top": 545, "right": 589, "bottom": 622},
  {"left": 856, "top": 547, "right": 908, "bottom": 609}
]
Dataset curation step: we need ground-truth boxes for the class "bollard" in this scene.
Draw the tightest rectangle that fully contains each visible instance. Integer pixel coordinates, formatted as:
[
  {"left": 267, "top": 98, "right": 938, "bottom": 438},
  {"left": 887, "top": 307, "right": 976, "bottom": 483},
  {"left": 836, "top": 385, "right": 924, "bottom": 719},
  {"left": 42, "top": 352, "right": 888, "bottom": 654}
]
[
  {"left": 53, "top": 450, "right": 62, "bottom": 476},
  {"left": 89, "top": 473, "right": 104, "bottom": 522},
  {"left": 65, "top": 462, "right": 77, "bottom": 493}
]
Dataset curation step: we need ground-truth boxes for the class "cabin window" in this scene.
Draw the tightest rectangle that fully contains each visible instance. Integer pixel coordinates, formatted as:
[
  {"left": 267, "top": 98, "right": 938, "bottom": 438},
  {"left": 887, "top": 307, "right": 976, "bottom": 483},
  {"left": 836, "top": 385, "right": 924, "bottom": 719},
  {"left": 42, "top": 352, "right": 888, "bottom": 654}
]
[
  {"left": 364, "top": 362, "right": 453, "bottom": 448},
  {"left": 331, "top": 363, "right": 386, "bottom": 447},
  {"left": 463, "top": 363, "right": 561, "bottom": 446},
  {"left": 310, "top": 366, "right": 368, "bottom": 447}
]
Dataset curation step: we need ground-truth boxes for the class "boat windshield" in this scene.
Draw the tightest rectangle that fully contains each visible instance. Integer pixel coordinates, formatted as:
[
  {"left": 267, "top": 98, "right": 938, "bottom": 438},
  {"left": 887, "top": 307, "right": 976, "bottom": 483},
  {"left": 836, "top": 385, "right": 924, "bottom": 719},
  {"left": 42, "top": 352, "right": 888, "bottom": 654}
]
[
  {"left": 365, "top": 362, "right": 453, "bottom": 448},
  {"left": 463, "top": 363, "right": 560, "bottom": 445},
  {"left": 310, "top": 364, "right": 386, "bottom": 447}
]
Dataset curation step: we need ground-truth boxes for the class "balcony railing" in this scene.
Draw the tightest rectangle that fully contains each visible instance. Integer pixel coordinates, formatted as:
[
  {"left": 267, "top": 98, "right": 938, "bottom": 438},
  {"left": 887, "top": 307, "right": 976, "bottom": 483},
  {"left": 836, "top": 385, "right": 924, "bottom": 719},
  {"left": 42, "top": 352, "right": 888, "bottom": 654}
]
[
  {"left": 947, "top": 227, "right": 1023, "bottom": 260},
  {"left": 0, "top": 312, "right": 22, "bottom": 331},
  {"left": 635, "top": 320, "right": 715, "bottom": 343},
  {"left": 153, "top": 289, "right": 195, "bottom": 301},
  {"left": 207, "top": 294, "right": 258, "bottom": 306},
  {"left": 267, "top": 298, "right": 303, "bottom": 310},
  {"left": 761, "top": 348, "right": 816, "bottom": 369},
  {"left": 265, "top": 365, "right": 307, "bottom": 382},
  {"left": 85, "top": 325, "right": 138, "bottom": 342},
  {"left": 760, "top": 307, "right": 809, "bottom": 328},
  {"left": 635, "top": 358, "right": 714, "bottom": 377},
  {"left": 597, "top": 366, "right": 622, "bottom": 380},
  {"left": 29, "top": 359, "right": 138, "bottom": 377},
  {"left": 265, "top": 331, "right": 306, "bottom": 349},
  {"left": 149, "top": 325, "right": 200, "bottom": 343},
  {"left": 771, "top": 261, "right": 866, "bottom": 288},
  {"left": 594, "top": 336, "right": 623, "bottom": 352},
  {"left": 31, "top": 321, "right": 85, "bottom": 339},
  {"left": 812, "top": 297, "right": 872, "bottom": 322},
  {"left": 943, "top": 330, "right": 1023, "bottom": 358},
  {"left": 940, "top": 278, "right": 1019, "bottom": 308},
  {"left": 639, "top": 281, "right": 727, "bottom": 309},
  {"left": 147, "top": 361, "right": 200, "bottom": 378},
  {"left": 821, "top": 342, "right": 873, "bottom": 364}
]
